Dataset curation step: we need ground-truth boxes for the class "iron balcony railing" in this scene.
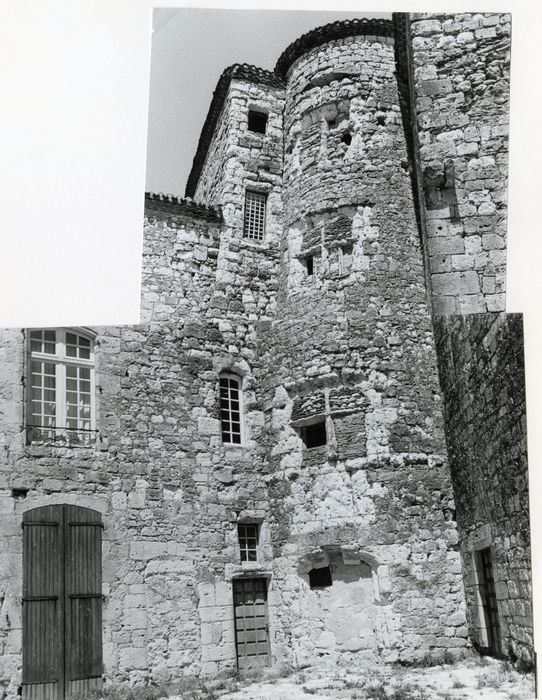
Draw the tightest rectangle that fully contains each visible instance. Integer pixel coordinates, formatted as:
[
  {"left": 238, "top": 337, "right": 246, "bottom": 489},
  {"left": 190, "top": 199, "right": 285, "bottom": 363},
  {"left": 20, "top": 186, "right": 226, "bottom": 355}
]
[{"left": 26, "top": 425, "right": 98, "bottom": 448}]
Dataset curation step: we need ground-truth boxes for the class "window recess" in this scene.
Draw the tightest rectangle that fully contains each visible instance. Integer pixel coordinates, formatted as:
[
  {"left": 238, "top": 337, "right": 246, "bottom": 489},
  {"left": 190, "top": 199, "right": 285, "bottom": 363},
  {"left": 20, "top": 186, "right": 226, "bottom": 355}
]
[
  {"left": 238, "top": 523, "right": 259, "bottom": 562},
  {"left": 26, "top": 328, "right": 96, "bottom": 447},
  {"left": 219, "top": 373, "right": 243, "bottom": 444},
  {"left": 309, "top": 566, "right": 333, "bottom": 589},
  {"left": 248, "top": 110, "right": 268, "bottom": 135},
  {"left": 243, "top": 190, "right": 267, "bottom": 242},
  {"left": 296, "top": 418, "right": 327, "bottom": 448}
]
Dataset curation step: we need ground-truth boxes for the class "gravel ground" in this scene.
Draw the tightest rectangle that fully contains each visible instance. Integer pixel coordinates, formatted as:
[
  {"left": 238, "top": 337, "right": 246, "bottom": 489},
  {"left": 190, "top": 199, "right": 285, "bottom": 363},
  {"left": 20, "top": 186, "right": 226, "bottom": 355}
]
[{"left": 211, "top": 657, "right": 535, "bottom": 700}]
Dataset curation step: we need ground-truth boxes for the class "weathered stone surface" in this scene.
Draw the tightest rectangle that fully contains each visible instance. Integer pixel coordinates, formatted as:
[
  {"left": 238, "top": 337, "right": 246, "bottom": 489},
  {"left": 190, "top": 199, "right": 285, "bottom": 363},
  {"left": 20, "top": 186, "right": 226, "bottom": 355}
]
[
  {"left": 0, "top": 13, "right": 531, "bottom": 700},
  {"left": 434, "top": 314, "right": 532, "bottom": 666}
]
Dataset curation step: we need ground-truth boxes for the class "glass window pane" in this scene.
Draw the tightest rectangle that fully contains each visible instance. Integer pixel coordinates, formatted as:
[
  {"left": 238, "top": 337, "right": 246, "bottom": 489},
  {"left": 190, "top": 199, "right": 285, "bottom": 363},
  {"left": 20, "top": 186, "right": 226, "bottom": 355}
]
[
  {"left": 66, "top": 365, "right": 77, "bottom": 377},
  {"left": 44, "top": 330, "right": 56, "bottom": 342},
  {"left": 66, "top": 345, "right": 77, "bottom": 357},
  {"left": 80, "top": 367, "right": 90, "bottom": 379}
]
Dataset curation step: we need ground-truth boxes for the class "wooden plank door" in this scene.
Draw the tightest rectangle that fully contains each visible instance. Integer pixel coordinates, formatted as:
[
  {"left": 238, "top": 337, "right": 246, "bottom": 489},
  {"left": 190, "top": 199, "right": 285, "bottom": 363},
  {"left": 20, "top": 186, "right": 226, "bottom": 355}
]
[
  {"left": 22, "top": 505, "right": 103, "bottom": 700},
  {"left": 479, "top": 547, "right": 502, "bottom": 657},
  {"left": 22, "top": 505, "right": 63, "bottom": 700},
  {"left": 233, "top": 578, "right": 271, "bottom": 670}
]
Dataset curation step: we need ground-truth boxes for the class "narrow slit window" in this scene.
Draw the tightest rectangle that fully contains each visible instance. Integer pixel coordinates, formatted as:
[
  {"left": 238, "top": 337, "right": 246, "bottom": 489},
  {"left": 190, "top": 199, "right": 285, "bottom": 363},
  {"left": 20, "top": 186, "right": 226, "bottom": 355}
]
[
  {"left": 309, "top": 566, "right": 332, "bottom": 589},
  {"left": 238, "top": 523, "right": 259, "bottom": 562},
  {"left": 339, "top": 243, "right": 354, "bottom": 274},
  {"left": 306, "top": 255, "right": 314, "bottom": 276},
  {"left": 244, "top": 191, "right": 267, "bottom": 242},
  {"left": 300, "top": 420, "right": 327, "bottom": 448},
  {"left": 248, "top": 110, "right": 268, "bottom": 134},
  {"left": 219, "top": 374, "right": 243, "bottom": 444}
]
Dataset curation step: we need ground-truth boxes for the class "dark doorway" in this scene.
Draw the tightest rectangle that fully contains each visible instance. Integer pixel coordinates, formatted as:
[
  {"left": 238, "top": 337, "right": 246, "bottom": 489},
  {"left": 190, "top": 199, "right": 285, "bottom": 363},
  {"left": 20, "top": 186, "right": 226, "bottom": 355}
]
[
  {"left": 22, "top": 504, "right": 103, "bottom": 699},
  {"left": 478, "top": 547, "right": 502, "bottom": 657},
  {"left": 233, "top": 578, "right": 271, "bottom": 670}
]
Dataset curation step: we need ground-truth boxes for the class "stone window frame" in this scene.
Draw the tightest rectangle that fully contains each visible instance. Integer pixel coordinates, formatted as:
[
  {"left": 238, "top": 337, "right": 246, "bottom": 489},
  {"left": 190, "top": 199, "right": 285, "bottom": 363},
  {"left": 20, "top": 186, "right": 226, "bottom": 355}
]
[
  {"left": 219, "top": 371, "right": 245, "bottom": 445},
  {"left": 292, "top": 414, "right": 328, "bottom": 449},
  {"left": 243, "top": 189, "right": 267, "bottom": 242},
  {"left": 237, "top": 522, "right": 260, "bottom": 563},
  {"left": 338, "top": 241, "right": 354, "bottom": 275},
  {"left": 308, "top": 565, "right": 333, "bottom": 589},
  {"left": 247, "top": 108, "right": 269, "bottom": 135},
  {"left": 25, "top": 328, "right": 97, "bottom": 447}
]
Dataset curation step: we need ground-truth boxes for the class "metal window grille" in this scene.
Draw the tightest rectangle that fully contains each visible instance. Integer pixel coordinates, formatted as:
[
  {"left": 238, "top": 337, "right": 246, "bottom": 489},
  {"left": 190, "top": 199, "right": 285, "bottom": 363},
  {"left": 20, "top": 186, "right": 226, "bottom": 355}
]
[
  {"left": 244, "top": 191, "right": 266, "bottom": 241},
  {"left": 238, "top": 524, "right": 259, "bottom": 562},
  {"left": 27, "top": 329, "right": 96, "bottom": 446},
  {"left": 219, "top": 374, "right": 242, "bottom": 444}
]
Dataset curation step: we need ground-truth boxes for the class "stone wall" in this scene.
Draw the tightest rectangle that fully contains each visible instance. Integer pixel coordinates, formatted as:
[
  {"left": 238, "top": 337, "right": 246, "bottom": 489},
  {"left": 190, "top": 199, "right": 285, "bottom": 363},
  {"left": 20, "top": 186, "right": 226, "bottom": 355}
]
[
  {"left": 283, "top": 34, "right": 398, "bottom": 226},
  {"left": 433, "top": 313, "right": 533, "bottom": 666},
  {"left": 0, "top": 14, "right": 528, "bottom": 697},
  {"left": 259, "top": 31, "right": 469, "bottom": 666},
  {"left": 410, "top": 13, "right": 511, "bottom": 315}
]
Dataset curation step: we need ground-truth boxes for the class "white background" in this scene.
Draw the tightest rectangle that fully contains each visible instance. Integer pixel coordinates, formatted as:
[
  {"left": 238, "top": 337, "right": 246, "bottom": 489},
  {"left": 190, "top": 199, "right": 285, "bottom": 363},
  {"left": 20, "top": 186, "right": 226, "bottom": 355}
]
[{"left": 2, "top": 0, "right": 541, "bottom": 676}]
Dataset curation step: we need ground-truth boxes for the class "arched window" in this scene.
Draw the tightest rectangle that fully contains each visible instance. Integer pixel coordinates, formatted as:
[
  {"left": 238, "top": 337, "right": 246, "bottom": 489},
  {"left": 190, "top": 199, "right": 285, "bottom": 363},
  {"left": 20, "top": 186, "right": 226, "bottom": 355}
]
[
  {"left": 219, "top": 373, "right": 243, "bottom": 444},
  {"left": 26, "top": 328, "right": 96, "bottom": 446}
]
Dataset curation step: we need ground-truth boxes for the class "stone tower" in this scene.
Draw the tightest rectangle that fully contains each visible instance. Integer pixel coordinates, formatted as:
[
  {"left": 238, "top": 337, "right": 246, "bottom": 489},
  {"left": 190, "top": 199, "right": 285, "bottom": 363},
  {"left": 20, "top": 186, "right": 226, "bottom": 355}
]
[
  {"left": 186, "top": 18, "right": 468, "bottom": 667},
  {"left": 0, "top": 13, "right": 530, "bottom": 700}
]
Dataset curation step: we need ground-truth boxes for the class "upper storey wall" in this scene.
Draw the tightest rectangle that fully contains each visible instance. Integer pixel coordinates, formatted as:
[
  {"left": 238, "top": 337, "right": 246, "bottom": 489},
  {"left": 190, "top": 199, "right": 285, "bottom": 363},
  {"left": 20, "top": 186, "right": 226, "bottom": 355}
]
[
  {"left": 193, "top": 74, "right": 284, "bottom": 235},
  {"left": 410, "top": 13, "right": 511, "bottom": 315},
  {"left": 282, "top": 35, "right": 401, "bottom": 226}
]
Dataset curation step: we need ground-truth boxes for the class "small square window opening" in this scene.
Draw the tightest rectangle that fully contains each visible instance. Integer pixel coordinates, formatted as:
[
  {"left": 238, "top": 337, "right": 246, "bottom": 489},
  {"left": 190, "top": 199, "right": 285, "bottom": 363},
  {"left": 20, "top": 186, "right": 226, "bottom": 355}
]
[
  {"left": 309, "top": 566, "right": 332, "bottom": 589},
  {"left": 238, "top": 523, "right": 259, "bottom": 562},
  {"left": 244, "top": 191, "right": 267, "bottom": 241},
  {"left": 248, "top": 110, "right": 268, "bottom": 134},
  {"left": 300, "top": 420, "right": 327, "bottom": 448}
]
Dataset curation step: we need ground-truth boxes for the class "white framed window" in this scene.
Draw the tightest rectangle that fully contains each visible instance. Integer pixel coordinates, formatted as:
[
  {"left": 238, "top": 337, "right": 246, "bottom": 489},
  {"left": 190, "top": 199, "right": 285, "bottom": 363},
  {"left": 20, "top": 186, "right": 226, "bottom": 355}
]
[
  {"left": 26, "top": 328, "right": 96, "bottom": 447},
  {"left": 238, "top": 523, "right": 259, "bottom": 562},
  {"left": 219, "top": 373, "right": 243, "bottom": 444},
  {"left": 243, "top": 190, "right": 267, "bottom": 241}
]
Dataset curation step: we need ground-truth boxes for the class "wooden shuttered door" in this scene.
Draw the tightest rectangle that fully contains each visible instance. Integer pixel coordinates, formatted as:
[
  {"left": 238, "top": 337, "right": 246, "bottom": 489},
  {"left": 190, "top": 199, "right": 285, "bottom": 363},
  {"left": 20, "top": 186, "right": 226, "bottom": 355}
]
[{"left": 22, "top": 505, "right": 103, "bottom": 700}]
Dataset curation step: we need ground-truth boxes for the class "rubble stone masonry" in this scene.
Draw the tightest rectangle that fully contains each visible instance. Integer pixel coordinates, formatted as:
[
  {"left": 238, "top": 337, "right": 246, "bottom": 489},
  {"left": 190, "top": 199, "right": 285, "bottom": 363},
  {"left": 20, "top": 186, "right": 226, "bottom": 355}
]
[
  {"left": 0, "top": 13, "right": 532, "bottom": 699},
  {"left": 434, "top": 314, "right": 532, "bottom": 666}
]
